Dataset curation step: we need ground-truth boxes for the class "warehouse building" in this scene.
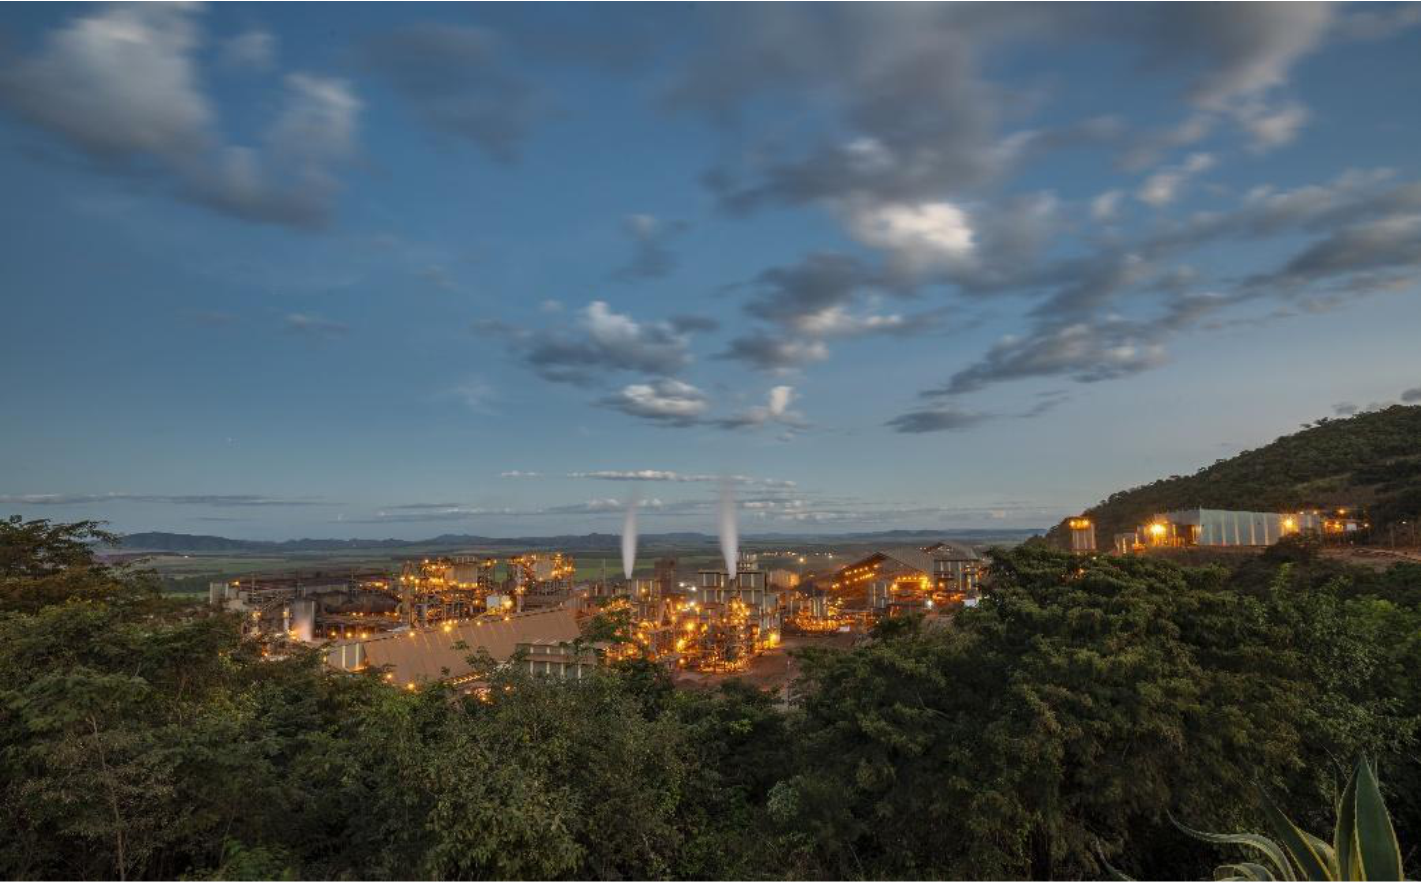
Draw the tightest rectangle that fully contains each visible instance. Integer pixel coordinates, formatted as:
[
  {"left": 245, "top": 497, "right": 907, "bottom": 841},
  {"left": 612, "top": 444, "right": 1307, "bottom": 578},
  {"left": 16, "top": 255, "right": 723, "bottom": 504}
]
[
  {"left": 1138, "top": 508, "right": 1322, "bottom": 548},
  {"left": 324, "top": 606, "right": 585, "bottom": 690},
  {"left": 832, "top": 541, "right": 983, "bottom": 614}
]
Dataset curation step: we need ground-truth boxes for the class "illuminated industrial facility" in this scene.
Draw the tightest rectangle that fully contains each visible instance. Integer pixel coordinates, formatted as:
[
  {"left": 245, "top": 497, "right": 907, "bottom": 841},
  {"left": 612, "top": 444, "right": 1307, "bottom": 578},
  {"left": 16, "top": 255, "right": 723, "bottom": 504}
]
[
  {"left": 1067, "top": 518, "right": 1097, "bottom": 553},
  {"left": 826, "top": 541, "right": 984, "bottom": 619},
  {"left": 324, "top": 606, "right": 589, "bottom": 692},
  {"left": 212, "top": 530, "right": 994, "bottom": 692},
  {"left": 1112, "top": 507, "right": 1368, "bottom": 552},
  {"left": 209, "top": 570, "right": 400, "bottom": 643}
]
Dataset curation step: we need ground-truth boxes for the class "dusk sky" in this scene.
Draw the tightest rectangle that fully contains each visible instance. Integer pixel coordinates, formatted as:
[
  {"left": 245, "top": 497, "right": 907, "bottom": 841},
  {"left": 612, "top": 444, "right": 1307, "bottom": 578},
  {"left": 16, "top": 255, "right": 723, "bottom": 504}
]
[{"left": 2, "top": 2, "right": 1421, "bottom": 539}]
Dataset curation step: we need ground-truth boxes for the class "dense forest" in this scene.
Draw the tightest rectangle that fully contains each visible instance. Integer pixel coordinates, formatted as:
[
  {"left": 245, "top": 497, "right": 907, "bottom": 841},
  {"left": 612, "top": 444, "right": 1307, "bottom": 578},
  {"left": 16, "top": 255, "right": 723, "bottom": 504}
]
[
  {"left": 1047, "top": 404, "right": 1421, "bottom": 544},
  {"left": 2, "top": 515, "right": 1419, "bottom": 880}
]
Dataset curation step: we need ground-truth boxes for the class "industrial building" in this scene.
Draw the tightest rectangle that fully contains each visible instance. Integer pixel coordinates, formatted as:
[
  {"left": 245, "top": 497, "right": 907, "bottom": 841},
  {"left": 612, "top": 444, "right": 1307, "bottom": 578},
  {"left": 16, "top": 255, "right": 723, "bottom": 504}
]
[
  {"left": 1067, "top": 518, "right": 1097, "bottom": 552},
  {"left": 766, "top": 568, "right": 801, "bottom": 589},
  {"left": 681, "top": 553, "right": 783, "bottom": 671},
  {"left": 324, "top": 606, "right": 586, "bottom": 691},
  {"left": 923, "top": 541, "right": 984, "bottom": 597},
  {"left": 212, "top": 551, "right": 584, "bottom": 644},
  {"left": 829, "top": 541, "right": 984, "bottom": 619},
  {"left": 1117, "top": 507, "right": 1367, "bottom": 551},
  {"left": 222, "top": 539, "right": 991, "bottom": 690},
  {"left": 209, "top": 571, "right": 401, "bottom": 642}
]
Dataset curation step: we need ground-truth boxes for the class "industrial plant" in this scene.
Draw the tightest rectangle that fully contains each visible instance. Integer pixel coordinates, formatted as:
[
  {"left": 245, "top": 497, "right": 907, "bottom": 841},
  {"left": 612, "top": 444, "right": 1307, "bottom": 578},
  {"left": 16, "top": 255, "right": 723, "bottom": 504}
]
[
  {"left": 213, "top": 497, "right": 1371, "bottom": 694},
  {"left": 209, "top": 489, "right": 992, "bottom": 693}
]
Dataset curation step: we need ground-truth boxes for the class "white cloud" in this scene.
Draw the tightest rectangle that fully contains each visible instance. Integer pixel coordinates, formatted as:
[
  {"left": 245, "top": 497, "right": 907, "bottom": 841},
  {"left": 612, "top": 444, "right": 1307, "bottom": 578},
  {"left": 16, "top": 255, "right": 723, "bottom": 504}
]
[
  {"left": 716, "top": 385, "right": 808, "bottom": 430},
  {"left": 0, "top": 3, "right": 211, "bottom": 159},
  {"left": 269, "top": 73, "right": 360, "bottom": 165},
  {"left": 720, "top": 334, "right": 831, "bottom": 372},
  {"left": 283, "top": 313, "right": 348, "bottom": 338},
  {"left": 1118, "top": 113, "right": 1214, "bottom": 172},
  {"left": 1090, "top": 190, "right": 1124, "bottom": 222},
  {"left": 843, "top": 198, "right": 975, "bottom": 273},
  {"left": 601, "top": 379, "right": 709, "bottom": 425},
  {"left": 516, "top": 300, "right": 693, "bottom": 385},
  {"left": 220, "top": 29, "right": 276, "bottom": 71},
  {"left": 0, "top": 5, "right": 360, "bottom": 228},
  {"left": 1180, "top": 4, "right": 1334, "bottom": 110},
  {"left": 1138, "top": 152, "right": 1215, "bottom": 206},
  {"left": 1232, "top": 99, "right": 1310, "bottom": 152},
  {"left": 790, "top": 306, "right": 905, "bottom": 338},
  {"left": 450, "top": 378, "right": 495, "bottom": 413},
  {"left": 567, "top": 470, "right": 795, "bottom": 487}
]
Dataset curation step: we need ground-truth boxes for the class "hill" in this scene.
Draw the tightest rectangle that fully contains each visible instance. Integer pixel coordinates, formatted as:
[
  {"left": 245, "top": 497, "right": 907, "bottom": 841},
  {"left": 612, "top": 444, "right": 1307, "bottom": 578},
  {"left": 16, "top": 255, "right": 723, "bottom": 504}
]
[
  {"left": 1049, "top": 404, "right": 1421, "bottom": 545},
  {"left": 111, "top": 528, "right": 1044, "bottom": 554}
]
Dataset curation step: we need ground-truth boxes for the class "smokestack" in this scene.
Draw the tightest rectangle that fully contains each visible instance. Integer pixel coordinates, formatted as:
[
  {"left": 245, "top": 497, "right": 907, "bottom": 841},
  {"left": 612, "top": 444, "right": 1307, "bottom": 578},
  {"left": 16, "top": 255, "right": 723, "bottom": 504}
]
[
  {"left": 719, "top": 479, "right": 738, "bottom": 576},
  {"left": 621, "top": 497, "right": 638, "bottom": 580}
]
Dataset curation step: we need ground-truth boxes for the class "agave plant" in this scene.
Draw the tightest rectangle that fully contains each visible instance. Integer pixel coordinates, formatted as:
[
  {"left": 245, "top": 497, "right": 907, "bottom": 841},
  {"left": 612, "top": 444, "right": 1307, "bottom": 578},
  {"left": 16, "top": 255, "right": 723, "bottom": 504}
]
[{"left": 1171, "top": 758, "right": 1405, "bottom": 881}]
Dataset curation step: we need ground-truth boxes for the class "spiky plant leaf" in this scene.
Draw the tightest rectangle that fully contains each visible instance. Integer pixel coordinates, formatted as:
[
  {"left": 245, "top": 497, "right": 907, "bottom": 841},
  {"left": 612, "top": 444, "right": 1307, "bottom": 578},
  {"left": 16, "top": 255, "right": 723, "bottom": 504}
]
[
  {"left": 1096, "top": 845, "right": 1135, "bottom": 881},
  {"left": 1335, "top": 762, "right": 1361, "bottom": 881},
  {"left": 1352, "top": 759, "right": 1403, "bottom": 881},
  {"left": 1258, "top": 792, "right": 1334, "bottom": 880},
  {"left": 1172, "top": 814, "right": 1298, "bottom": 882},
  {"left": 1300, "top": 830, "right": 1339, "bottom": 880},
  {"left": 1216, "top": 862, "right": 1281, "bottom": 881}
]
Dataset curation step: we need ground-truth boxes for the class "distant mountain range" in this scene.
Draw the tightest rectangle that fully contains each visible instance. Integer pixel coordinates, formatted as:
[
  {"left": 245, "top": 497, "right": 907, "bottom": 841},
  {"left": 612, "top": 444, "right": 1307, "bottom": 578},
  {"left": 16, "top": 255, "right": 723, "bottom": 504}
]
[
  {"left": 1047, "top": 404, "right": 1421, "bottom": 544},
  {"left": 110, "top": 527, "right": 1045, "bottom": 554}
]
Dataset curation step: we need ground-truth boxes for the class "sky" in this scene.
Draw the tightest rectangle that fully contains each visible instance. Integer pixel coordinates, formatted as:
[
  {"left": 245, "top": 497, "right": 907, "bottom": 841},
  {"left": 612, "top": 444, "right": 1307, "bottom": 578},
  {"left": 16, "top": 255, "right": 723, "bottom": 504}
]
[{"left": 2, "top": 2, "right": 1421, "bottom": 540}]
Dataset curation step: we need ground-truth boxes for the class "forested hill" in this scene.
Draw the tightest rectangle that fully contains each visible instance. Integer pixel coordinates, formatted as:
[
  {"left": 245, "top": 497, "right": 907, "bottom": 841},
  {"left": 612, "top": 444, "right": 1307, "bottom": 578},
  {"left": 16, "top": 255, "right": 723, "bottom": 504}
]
[{"left": 1051, "top": 404, "right": 1421, "bottom": 544}]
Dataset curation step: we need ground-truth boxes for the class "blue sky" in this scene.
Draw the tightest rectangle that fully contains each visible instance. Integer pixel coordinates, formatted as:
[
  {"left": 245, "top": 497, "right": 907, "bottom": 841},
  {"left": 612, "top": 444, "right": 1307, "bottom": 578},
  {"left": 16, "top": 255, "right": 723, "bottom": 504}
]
[{"left": 2, "top": 2, "right": 1420, "bottom": 539}]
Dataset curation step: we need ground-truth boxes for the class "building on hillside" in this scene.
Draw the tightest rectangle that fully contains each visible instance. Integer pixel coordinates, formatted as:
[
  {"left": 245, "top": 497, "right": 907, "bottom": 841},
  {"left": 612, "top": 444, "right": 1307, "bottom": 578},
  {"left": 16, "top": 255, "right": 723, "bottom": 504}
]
[
  {"left": 1138, "top": 508, "right": 1321, "bottom": 548},
  {"left": 1311, "top": 507, "right": 1366, "bottom": 537},
  {"left": 1067, "top": 518, "right": 1097, "bottom": 552}
]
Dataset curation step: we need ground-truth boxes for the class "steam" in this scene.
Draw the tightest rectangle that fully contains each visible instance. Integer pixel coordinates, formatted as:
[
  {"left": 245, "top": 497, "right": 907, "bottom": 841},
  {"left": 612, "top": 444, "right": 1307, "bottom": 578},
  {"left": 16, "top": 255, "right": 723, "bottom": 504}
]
[
  {"left": 718, "top": 479, "right": 738, "bottom": 575},
  {"left": 621, "top": 496, "right": 638, "bottom": 580}
]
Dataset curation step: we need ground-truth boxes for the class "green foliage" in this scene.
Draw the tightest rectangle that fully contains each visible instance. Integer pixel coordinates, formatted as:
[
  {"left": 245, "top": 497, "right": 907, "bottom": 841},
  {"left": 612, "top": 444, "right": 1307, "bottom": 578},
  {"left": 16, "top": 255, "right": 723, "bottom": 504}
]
[
  {"left": 763, "top": 544, "right": 1421, "bottom": 880},
  {"left": 576, "top": 600, "right": 636, "bottom": 649},
  {"left": 1171, "top": 758, "right": 1404, "bottom": 881},
  {"left": 1, "top": 517, "right": 1418, "bottom": 880},
  {"left": 1, "top": 515, "right": 159, "bottom": 614},
  {"left": 1, "top": 515, "right": 119, "bottom": 578}
]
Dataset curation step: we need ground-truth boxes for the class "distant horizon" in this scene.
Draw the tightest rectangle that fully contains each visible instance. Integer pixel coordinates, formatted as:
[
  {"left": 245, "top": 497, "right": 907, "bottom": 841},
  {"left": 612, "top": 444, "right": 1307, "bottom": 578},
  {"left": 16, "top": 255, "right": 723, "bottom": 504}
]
[{"left": 104, "top": 524, "right": 1049, "bottom": 548}]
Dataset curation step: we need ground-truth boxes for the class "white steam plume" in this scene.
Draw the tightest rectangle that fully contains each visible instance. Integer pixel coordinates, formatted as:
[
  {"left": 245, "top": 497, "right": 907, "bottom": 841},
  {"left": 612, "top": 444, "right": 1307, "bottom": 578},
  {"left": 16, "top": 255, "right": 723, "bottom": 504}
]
[
  {"left": 718, "top": 479, "right": 738, "bottom": 576},
  {"left": 621, "top": 496, "right": 638, "bottom": 580}
]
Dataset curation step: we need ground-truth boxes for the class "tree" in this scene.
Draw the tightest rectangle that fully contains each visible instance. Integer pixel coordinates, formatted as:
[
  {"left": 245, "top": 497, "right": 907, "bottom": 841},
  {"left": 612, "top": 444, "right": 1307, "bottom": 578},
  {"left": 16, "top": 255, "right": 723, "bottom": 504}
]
[
  {"left": 769, "top": 545, "right": 1418, "bottom": 880},
  {"left": 1167, "top": 758, "right": 1404, "bottom": 881}
]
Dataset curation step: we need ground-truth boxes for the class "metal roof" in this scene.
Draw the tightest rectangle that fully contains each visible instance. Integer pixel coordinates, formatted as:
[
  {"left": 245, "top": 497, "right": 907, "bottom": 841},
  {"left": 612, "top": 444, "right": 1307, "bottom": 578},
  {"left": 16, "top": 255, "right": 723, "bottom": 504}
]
[
  {"left": 326, "top": 606, "right": 582, "bottom": 688},
  {"left": 918, "top": 540, "right": 981, "bottom": 561},
  {"left": 841, "top": 542, "right": 980, "bottom": 576}
]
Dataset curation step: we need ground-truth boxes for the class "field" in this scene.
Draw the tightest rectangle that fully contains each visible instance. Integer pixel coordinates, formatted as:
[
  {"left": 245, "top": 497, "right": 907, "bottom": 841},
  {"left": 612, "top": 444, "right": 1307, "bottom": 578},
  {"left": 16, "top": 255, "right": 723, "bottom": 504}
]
[{"left": 131, "top": 541, "right": 885, "bottom": 593}]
